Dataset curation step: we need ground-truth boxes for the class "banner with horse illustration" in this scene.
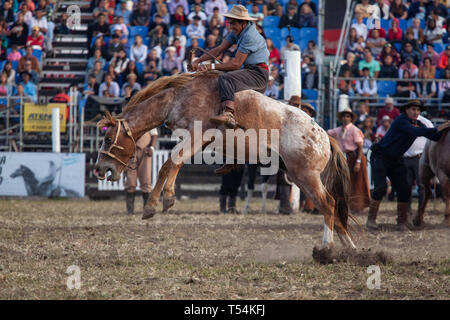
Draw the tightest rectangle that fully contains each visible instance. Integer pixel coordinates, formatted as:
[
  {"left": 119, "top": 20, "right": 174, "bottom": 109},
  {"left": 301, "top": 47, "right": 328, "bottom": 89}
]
[
  {"left": 0, "top": 152, "right": 85, "bottom": 197},
  {"left": 24, "top": 103, "right": 67, "bottom": 132}
]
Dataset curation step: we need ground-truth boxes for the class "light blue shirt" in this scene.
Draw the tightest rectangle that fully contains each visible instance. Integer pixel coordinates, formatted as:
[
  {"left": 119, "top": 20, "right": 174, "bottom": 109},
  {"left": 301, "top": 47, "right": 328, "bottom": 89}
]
[{"left": 225, "top": 21, "right": 269, "bottom": 66}]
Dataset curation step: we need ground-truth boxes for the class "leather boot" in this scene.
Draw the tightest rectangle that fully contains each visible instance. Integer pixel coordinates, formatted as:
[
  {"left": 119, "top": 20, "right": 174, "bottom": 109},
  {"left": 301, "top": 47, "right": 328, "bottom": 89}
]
[
  {"left": 228, "top": 196, "right": 238, "bottom": 214},
  {"left": 210, "top": 100, "right": 236, "bottom": 128},
  {"left": 279, "top": 185, "right": 293, "bottom": 215},
  {"left": 366, "top": 199, "right": 381, "bottom": 230},
  {"left": 214, "top": 164, "right": 238, "bottom": 175},
  {"left": 219, "top": 194, "right": 227, "bottom": 213},
  {"left": 126, "top": 192, "right": 135, "bottom": 215},
  {"left": 142, "top": 192, "right": 150, "bottom": 209},
  {"left": 396, "top": 202, "right": 410, "bottom": 231}
]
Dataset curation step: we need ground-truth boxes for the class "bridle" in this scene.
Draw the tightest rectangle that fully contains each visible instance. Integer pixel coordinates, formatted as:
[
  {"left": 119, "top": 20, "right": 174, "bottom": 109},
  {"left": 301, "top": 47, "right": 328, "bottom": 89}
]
[{"left": 100, "top": 119, "right": 137, "bottom": 170}]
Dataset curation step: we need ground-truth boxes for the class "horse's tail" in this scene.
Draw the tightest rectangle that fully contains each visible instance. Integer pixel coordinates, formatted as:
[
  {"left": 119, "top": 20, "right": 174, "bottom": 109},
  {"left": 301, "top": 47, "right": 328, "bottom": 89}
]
[{"left": 321, "top": 137, "right": 354, "bottom": 238}]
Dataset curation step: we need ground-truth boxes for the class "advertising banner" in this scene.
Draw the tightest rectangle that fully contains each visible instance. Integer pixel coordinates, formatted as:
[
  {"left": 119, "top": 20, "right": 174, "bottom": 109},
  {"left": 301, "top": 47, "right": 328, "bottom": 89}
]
[
  {"left": 0, "top": 152, "right": 85, "bottom": 197},
  {"left": 24, "top": 103, "right": 67, "bottom": 132}
]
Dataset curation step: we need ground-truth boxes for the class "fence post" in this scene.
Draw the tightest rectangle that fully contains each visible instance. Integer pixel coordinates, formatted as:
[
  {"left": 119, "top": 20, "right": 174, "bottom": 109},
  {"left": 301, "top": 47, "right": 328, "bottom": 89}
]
[{"left": 52, "top": 107, "right": 61, "bottom": 153}]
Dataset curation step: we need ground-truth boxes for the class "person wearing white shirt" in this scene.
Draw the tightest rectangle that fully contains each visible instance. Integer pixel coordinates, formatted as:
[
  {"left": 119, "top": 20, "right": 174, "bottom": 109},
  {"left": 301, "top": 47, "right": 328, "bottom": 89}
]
[
  {"left": 355, "top": 67, "right": 377, "bottom": 97},
  {"left": 188, "top": 4, "right": 208, "bottom": 25},
  {"left": 99, "top": 74, "right": 120, "bottom": 98},
  {"left": 130, "top": 35, "right": 148, "bottom": 63},
  {"left": 403, "top": 114, "right": 434, "bottom": 213},
  {"left": 351, "top": 13, "right": 368, "bottom": 40},
  {"left": 186, "top": 16, "right": 206, "bottom": 39},
  {"left": 205, "top": 0, "right": 228, "bottom": 18}
]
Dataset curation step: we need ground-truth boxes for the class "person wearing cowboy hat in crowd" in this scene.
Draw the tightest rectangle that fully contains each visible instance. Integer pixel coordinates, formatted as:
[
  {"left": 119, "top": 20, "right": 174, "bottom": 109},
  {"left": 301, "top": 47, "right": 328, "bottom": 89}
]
[
  {"left": 367, "top": 100, "right": 450, "bottom": 231},
  {"left": 191, "top": 4, "right": 269, "bottom": 175},
  {"left": 328, "top": 107, "right": 371, "bottom": 215}
]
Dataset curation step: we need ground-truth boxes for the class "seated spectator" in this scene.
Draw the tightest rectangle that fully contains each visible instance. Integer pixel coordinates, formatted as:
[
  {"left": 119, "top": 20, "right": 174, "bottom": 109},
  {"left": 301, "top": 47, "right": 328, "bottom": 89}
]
[
  {"left": 403, "top": 28, "right": 423, "bottom": 54},
  {"left": 83, "top": 74, "right": 99, "bottom": 97},
  {"left": 379, "top": 55, "right": 399, "bottom": 78},
  {"left": 389, "top": 0, "right": 408, "bottom": 20},
  {"left": 93, "top": 0, "right": 109, "bottom": 18},
  {"left": 438, "top": 68, "right": 450, "bottom": 103},
  {"left": 249, "top": 4, "right": 264, "bottom": 27},
  {"left": 111, "top": 49, "right": 129, "bottom": 76},
  {"left": 429, "top": 8, "right": 445, "bottom": 29},
  {"left": 87, "top": 49, "right": 106, "bottom": 70},
  {"left": 169, "top": 25, "right": 187, "bottom": 48},
  {"left": 406, "top": 18, "right": 425, "bottom": 44},
  {"left": 351, "top": 13, "right": 368, "bottom": 40},
  {"left": 18, "top": 46, "right": 40, "bottom": 73},
  {"left": 130, "top": 35, "right": 148, "bottom": 64},
  {"left": 0, "top": 24, "right": 7, "bottom": 60},
  {"left": 89, "top": 35, "right": 108, "bottom": 59},
  {"left": 123, "top": 60, "right": 143, "bottom": 84},
  {"left": 375, "top": 115, "right": 392, "bottom": 142},
  {"left": 366, "top": 29, "right": 386, "bottom": 57},
  {"left": 30, "top": 9, "right": 50, "bottom": 47},
  {"left": 7, "top": 45, "right": 22, "bottom": 62},
  {"left": 0, "top": 0, "right": 14, "bottom": 24},
  {"left": 13, "top": 83, "right": 35, "bottom": 106},
  {"left": 20, "top": 2, "right": 33, "bottom": 27},
  {"left": 141, "top": 60, "right": 162, "bottom": 86},
  {"left": 416, "top": 69, "right": 437, "bottom": 104},
  {"left": 188, "top": 3, "right": 207, "bottom": 25},
  {"left": 355, "top": 101, "right": 370, "bottom": 128},
  {"left": 298, "top": 4, "right": 317, "bottom": 28},
  {"left": 112, "top": 16, "right": 129, "bottom": 37},
  {"left": 356, "top": 67, "right": 377, "bottom": 98},
  {"left": 149, "top": 25, "right": 169, "bottom": 48},
  {"left": 424, "top": 17, "right": 443, "bottom": 44},
  {"left": 399, "top": 56, "right": 419, "bottom": 78},
  {"left": 9, "top": 13, "right": 29, "bottom": 49},
  {"left": 266, "top": 38, "right": 280, "bottom": 66},
  {"left": 408, "top": 0, "right": 427, "bottom": 21},
  {"left": 186, "top": 15, "right": 206, "bottom": 39},
  {"left": 19, "top": 72, "right": 37, "bottom": 103},
  {"left": 169, "top": 0, "right": 189, "bottom": 16},
  {"left": 107, "top": 34, "right": 125, "bottom": 60},
  {"left": 345, "top": 28, "right": 363, "bottom": 58},
  {"left": 374, "top": 0, "right": 390, "bottom": 20},
  {"left": 121, "top": 73, "right": 141, "bottom": 96},
  {"left": 147, "top": 48, "right": 162, "bottom": 71},
  {"left": 303, "top": 40, "right": 319, "bottom": 63},
  {"left": 401, "top": 41, "right": 421, "bottom": 66},
  {"left": 279, "top": 4, "right": 299, "bottom": 29},
  {"left": 208, "top": 7, "right": 225, "bottom": 27},
  {"left": 89, "top": 14, "right": 110, "bottom": 43},
  {"left": 162, "top": 46, "right": 182, "bottom": 76},
  {"left": 205, "top": 0, "right": 228, "bottom": 18},
  {"left": 189, "top": 0, "right": 204, "bottom": 13},
  {"left": 280, "top": 35, "right": 300, "bottom": 64},
  {"left": 426, "top": 0, "right": 448, "bottom": 18},
  {"left": 377, "top": 43, "right": 401, "bottom": 66},
  {"left": 419, "top": 57, "right": 436, "bottom": 79},
  {"left": 264, "top": 0, "right": 282, "bottom": 17},
  {"left": 54, "top": 13, "right": 70, "bottom": 35},
  {"left": 111, "top": 24, "right": 128, "bottom": 46},
  {"left": 52, "top": 88, "right": 70, "bottom": 103},
  {"left": 264, "top": 76, "right": 279, "bottom": 99},
  {"left": 443, "top": 24, "right": 450, "bottom": 44},
  {"left": 205, "top": 18, "right": 223, "bottom": 42},
  {"left": 105, "top": 63, "right": 118, "bottom": 83},
  {"left": 131, "top": 1, "right": 150, "bottom": 26},
  {"left": 115, "top": 0, "right": 132, "bottom": 25},
  {"left": 387, "top": 18, "right": 403, "bottom": 43},
  {"left": 204, "top": 34, "right": 217, "bottom": 51},
  {"left": 358, "top": 48, "right": 380, "bottom": 78},
  {"left": 99, "top": 74, "right": 120, "bottom": 97},
  {"left": 172, "top": 37, "right": 185, "bottom": 62},
  {"left": 171, "top": 4, "right": 188, "bottom": 26},
  {"left": 362, "top": 116, "right": 376, "bottom": 154},
  {"left": 340, "top": 52, "right": 360, "bottom": 77},
  {"left": 2, "top": 61, "right": 16, "bottom": 85},
  {"left": 376, "top": 96, "right": 400, "bottom": 126},
  {"left": 354, "top": 0, "right": 372, "bottom": 19},
  {"left": 339, "top": 69, "right": 355, "bottom": 96},
  {"left": 19, "top": 61, "right": 39, "bottom": 85},
  {"left": 395, "top": 69, "right": 417, "bottom": 98},
  {"left": 0, "top": 72, "right": 14, "bottom": 97},
  {"left": 184, "top": 37, "right": 202, "bottom": 62},
  {"left": 302, "top": 61, "right": 318, "bottom": 90},
  {"left": 437, "top": 45, "right": 450, "bottom": 69},
  {"left": 86, "top": 61, "right": 105, "bottom": 85},
  {"left": 421, "top": 42, "right": 440, "bottom": 66},
  {"left": 26, "top": 26, "right": 44, "bottom": 50},
  {"left": 149, "top": 14, "right": 169, "bottom": 35}
]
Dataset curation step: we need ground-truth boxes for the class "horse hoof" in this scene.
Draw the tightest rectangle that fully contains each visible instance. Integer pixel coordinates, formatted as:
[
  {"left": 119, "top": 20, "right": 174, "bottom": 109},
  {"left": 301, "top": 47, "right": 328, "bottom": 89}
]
[
  {"left": 162, "top": 196, "right": 175, "bottom": 212},
  {"left": 142, "top": 207, "right": 156, "bottom": 220}
]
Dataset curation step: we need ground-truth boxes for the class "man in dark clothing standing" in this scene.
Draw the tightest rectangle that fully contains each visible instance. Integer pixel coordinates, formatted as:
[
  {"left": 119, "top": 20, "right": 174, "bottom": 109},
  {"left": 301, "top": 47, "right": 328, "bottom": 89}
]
[{"left": 366, "top": 100, "right": 450, "bottom": 231}]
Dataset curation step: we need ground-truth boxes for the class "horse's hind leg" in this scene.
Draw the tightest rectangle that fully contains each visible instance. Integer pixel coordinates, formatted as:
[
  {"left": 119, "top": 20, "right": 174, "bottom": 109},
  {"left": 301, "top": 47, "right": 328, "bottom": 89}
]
[{"left": 414, "top": 165, "right": 434, "bottom": 227}]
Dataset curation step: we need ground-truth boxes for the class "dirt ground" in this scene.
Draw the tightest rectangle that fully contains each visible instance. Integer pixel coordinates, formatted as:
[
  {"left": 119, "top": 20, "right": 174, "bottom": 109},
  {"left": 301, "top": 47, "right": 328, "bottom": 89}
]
[{"left": 0, "top": 197, "right": 449, "bottom": 299}]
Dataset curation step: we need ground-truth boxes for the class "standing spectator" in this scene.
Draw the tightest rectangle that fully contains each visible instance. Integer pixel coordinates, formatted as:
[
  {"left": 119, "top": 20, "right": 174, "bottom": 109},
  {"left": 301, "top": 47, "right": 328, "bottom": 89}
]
[
  {"left": 188, "top": 3, "right": 207, "bottom": 25},
  {"left": 399, "top": 56, "right": 419, "bottom": 78},
  {"left": 8, "top": 13, "right": 29, "bottom": 48},
  {"left": 376, "top": 96, "right": 400, "bottom": 126},
  {"left": 358, "top": 48, "right": 380, "bottom": 78},
  {"left": 263, "top": 0, "right": 282, "bottom": 17},
  {"left": 298, "top": 4, "right": 317, "bottom": 28},
  {"left": 264, "top": 76, "right": 279, "bottom": 99},
  {"left": 328, "top": 107, "right": 370, "bottom": 214},
  {"left": 356, "top": 67, "right": 377, "bottom": 99},
  {"left": 419, "top": 57, "right": 436, "bottom": 79},
  {"left": 115, "top": 0, "right": 132, "bottom": 25},
  {"left": 375, "top": 115, "right": 392, "bottom": 141},
  {"left": 302, "top": 61, "right": 318, "bottom": 90},
  {"left": 18, "top": 46, "right": 40, "bottom": 73},
  {"left": 124, "top": 128, "right": 158, "bottom": 215},
  {"left": 171, "top": 5, "right": 188, "bottom": 26},
  {"left": 168, "top": 0, "right": 189, "bottom": 16},
  {"left": 366, "top": 29, "right": 386, "bottom": 57},
  {"left": 162, "top": 46, "right": 182, "bottom": 75},
  {"left": 424, "top": 17, "right": 443, "bottom": 44},
  {"left": 437, "top": 45, "right": 450, "bottom": 69},
  {"left": 379, "top": 55, "right": 399, "bottom": 78},
  {"left": 421, "top": 42, "right": 440, "bottom": 66},
  {"left": 395, "top": 69, "right": 417, "bottom": 99},
  {"left": 351, "top": 13, "right": 368, "bottom": 40},
  {"left": 205, "top": 0, "right": 228, "bottom": 18},
  {"left": 416, "top": 69, "right": 437, "bottom": 105},
  {"left": 366, "top": 100, "right": 449, "bottom": 231},
  {"left": 389, "top": 0, "right": 408, "bottom": 19},
  {"left": 279, "top": 4, "right": 299, "bottom": 29},
  {"left": 186, "top": 15, "right": 206, "bottom": 39},
  {"left": 387, "top": 18, "right": 403, "bottom": 43},
  {"left": 99, "top": 73, "right": 120, "bottom": 97},
  {"left": 131, "top": 1, "right": 150, "bottom": 26},
  {"left": 130, "top": 35, "right": 148, "bottom": 64}
]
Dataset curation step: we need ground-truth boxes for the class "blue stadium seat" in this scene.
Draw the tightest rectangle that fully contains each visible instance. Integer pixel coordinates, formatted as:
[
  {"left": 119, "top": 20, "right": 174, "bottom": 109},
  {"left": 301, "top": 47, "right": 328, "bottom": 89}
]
[
  {"left": 262, "top": 16, "right": 280, "bottom": 28},
  {"left": 389, "top": 19, "right": 407, "bottom": 30},
  {"left": 299, "top": 38, "right": 309, "bottom": 51},
  {"left": 271, "top": 38, "right": 281, "bottom": 49},
  {"left": 129, "top": 26, "right": 148, "bottom": 39},
  {"left": 299, "top": 27, "right": 318, "bottom": 43},
  {"left": 32, "top": 49, "right": 42, "bottom": 61},
  {"left": 281, "top": 27, "right": 300, "bottom": 39},
  {"left": 186, "top": 37, "right": 204, "bottom": 48},
  {"left": 393, "top": 42, "right": 402, "bottom": 53},
  {"left": 11, "top": 61, "right": 18, "bottom": 71},
  {"left": 302, "top": 89, "right": 318, "bottom": 100},
  {"left": 0, "top": 60, "right": 5, "bottom": 71},
  {"left": 407, "top": 18, "right": 425, "bottom": 29},
  {"left": 246, "top": 4, "right": 263, "bottom": 13},
  {"left": 264, "top": 27, "right": 281, "bottom": 40},
  {"left": 377, "top": 81, "right": 396, "bottom": 96},
  {"left": 433, "top": 43, "right": 445, "bottom": 54},
  {"left": 435, "top": 68, "right": 444, "bottom": 79},
  {"left": 380, "top": 19, "right": 390, "bottom": 31},
  {"left": 136, "top": 62, "right": 143, "bottom": 74}
]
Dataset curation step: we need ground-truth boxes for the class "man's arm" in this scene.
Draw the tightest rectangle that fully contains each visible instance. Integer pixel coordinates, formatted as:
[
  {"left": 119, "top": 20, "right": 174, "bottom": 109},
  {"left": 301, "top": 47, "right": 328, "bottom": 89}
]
[{"left": 192, "top": 39, "right": 232, "bottom": 66}]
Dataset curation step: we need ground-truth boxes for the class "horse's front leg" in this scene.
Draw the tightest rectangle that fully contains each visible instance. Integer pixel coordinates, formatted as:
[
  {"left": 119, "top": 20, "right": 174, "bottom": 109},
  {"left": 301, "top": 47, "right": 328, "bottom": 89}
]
[{"left": 142, "top": 159, "right": 172, "bottom": 219}]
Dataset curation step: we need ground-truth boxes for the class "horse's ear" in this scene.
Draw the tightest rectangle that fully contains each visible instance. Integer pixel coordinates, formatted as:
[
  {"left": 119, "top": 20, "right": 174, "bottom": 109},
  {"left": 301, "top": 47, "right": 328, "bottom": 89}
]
[{"left": 97, "top": 110, "right": 117, "bottom": 128}]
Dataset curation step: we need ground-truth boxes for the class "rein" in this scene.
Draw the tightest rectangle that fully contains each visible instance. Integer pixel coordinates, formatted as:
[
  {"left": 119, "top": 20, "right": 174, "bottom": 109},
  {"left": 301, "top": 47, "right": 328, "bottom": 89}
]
[
  {"left": 187, "top": 47, "right": 223, "bottom": 72},
  {"left": 100, "top": 119, "right": 137, "bottom": 170}
]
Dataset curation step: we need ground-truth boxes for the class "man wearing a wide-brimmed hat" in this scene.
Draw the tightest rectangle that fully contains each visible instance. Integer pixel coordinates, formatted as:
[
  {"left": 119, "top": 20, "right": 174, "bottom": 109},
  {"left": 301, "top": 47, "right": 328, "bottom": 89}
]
[
  {"left": 367, "top": 100, "right": 450, "bottom": 231},
  {"left": 191, "top": 4, "right": 269, "bottom": 128},
  {"left": 328, "top": 107, "right": 371, "bottom": 215}
]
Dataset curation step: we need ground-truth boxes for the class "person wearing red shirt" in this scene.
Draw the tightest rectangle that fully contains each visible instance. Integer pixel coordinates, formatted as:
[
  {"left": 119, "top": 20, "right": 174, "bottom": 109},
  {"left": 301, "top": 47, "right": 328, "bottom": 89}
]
[
  {"left": 266, "top": 38, "right": 280, "bottom": 65},
  {"left": 437, "top": 45, "right": 450, "bottom": 70},
  {"left": 26, "top": 26, "right": 44, "bottom": 50},
  {"left": 388, "top": 18, "right": 403, "bottom": 42},
  {"left": 376, "top": 96, "right": 401, "bottom": 126}
]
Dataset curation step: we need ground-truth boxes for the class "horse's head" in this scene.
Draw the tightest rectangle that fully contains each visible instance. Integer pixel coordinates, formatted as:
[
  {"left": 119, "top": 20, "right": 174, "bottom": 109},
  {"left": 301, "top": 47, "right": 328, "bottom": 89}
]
[
  {"left": 93, "top": 111, "right": 136, "bottom": 181},
  {"left": 10, "top": 165, "right": 26, "bottom": 178}
]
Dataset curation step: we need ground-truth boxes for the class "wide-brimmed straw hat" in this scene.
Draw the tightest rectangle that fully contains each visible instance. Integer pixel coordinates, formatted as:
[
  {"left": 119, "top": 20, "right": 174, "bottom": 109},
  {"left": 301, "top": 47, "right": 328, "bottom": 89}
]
[
  {"left": 223, "top": 5, "right": 257, "bottom": 21},
  {"left": 400, "top": 99, "right": 427, "bottom": 112},
  {"left": 337, "top": 107, "right": 357, "bottom": 122},
  {"left": 301, "top": 102, "right": 317, "bottom": 117}
]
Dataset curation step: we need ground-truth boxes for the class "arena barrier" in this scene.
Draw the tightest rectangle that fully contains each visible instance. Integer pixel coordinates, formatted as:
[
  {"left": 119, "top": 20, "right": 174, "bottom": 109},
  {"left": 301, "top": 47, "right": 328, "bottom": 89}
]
[{"left": 97, "top": 150, "right": 170, "bottom": 191}]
